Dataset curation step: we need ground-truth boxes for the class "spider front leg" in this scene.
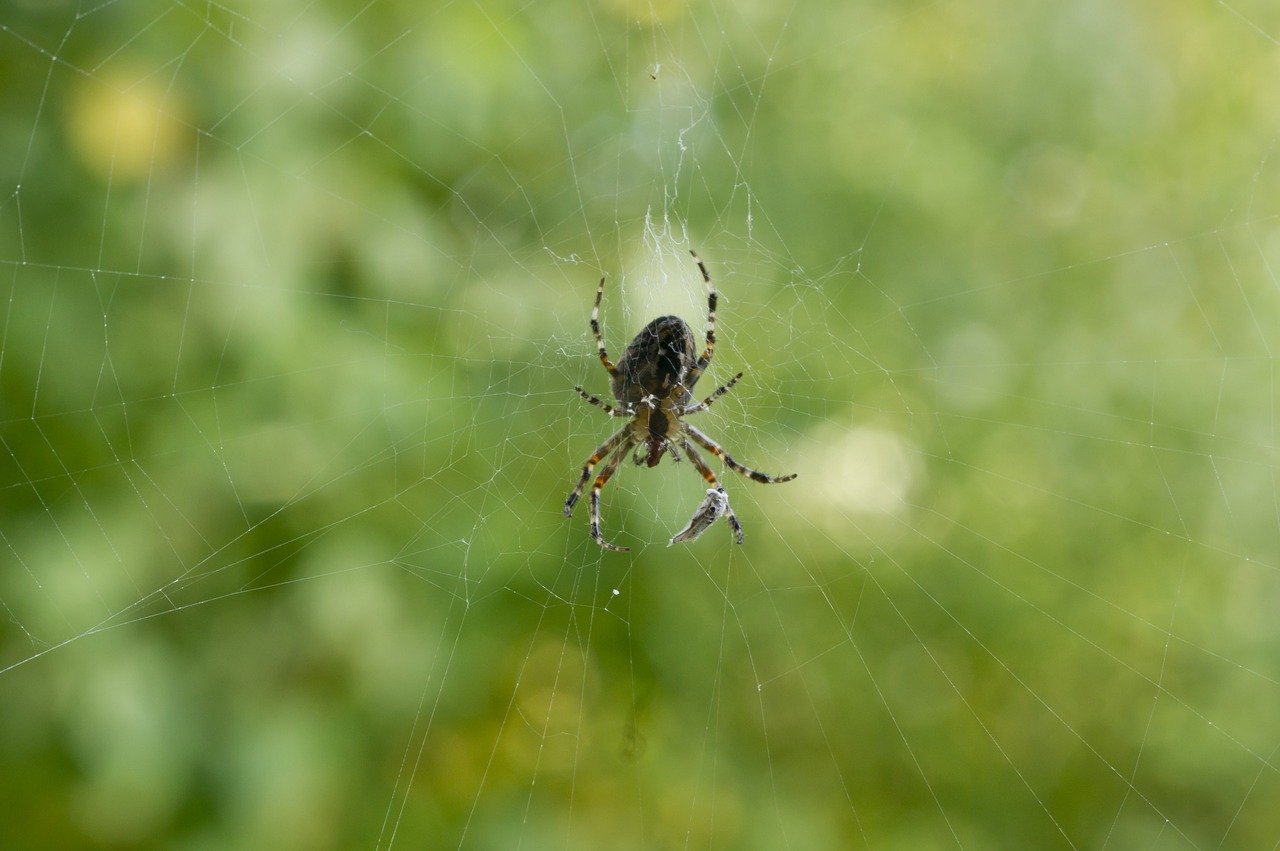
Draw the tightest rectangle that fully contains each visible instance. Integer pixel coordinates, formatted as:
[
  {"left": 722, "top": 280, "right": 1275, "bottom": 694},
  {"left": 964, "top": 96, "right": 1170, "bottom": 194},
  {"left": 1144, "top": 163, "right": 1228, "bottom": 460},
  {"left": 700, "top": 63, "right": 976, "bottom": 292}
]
[
  {"left": 587, "top": 443, "right": 633, "bottom": 552},
  {"left": 678, "top": 440, "right": 744, "bottom": 544},
  {"left": 684, "top": 423, "right": 798, "bottom": 484},
  {"left": 565, "top": 427, "right": 634, "bottom": 518}
]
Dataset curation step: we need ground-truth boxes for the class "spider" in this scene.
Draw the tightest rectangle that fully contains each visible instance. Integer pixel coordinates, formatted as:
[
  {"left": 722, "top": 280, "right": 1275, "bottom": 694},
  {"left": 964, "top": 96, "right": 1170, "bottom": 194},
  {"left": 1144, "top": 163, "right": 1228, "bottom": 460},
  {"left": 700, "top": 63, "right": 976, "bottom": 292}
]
[{"left": 564, "top": 251, "right": 797, "bottom": 551}]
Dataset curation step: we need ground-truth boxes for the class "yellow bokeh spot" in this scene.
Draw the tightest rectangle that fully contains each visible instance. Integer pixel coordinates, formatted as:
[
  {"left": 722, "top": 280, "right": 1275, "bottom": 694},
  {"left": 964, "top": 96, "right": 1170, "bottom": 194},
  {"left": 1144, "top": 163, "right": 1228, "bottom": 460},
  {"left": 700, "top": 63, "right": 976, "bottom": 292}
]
[{"left": 66, "top": 75, "right": 188, "bottom": 182}]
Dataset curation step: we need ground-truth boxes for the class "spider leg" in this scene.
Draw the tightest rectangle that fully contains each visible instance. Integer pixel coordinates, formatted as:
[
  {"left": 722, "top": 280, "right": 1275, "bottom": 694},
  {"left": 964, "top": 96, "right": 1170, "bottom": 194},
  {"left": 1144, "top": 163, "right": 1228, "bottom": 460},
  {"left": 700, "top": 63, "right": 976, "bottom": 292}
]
[
  {"left": 684, "top": 422, "right": 798, "bottom": 484},
  {"left": 588, "top": 441, "right": 634, "bottom": 552},
  {"left": 690, "top": 250, "right": 717, "bottom": 374},
  {"left": 591, "top": 276, "right": 618, "bottom": 377},
  {"left": 575, "top": 386, "right": 630, "bottom": 417},
  {"left": 678, "top": 439, "right": 744, "bottom": 544},
  {"left": 564, "top": 426, "right": 634, "bottom": 518},
  {"left": 681, "top": 371, "right": 743, "bottom": 415}
]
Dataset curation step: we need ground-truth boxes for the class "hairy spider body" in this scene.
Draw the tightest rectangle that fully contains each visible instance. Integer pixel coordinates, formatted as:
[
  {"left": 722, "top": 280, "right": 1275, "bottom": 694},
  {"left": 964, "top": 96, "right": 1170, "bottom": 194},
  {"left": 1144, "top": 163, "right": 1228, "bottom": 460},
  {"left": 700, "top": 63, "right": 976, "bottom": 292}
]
[
  {"left": 614, "top": 315, "right": 699, "bottom": 409},
  {"left": 564, "top": 252, "right": 796, "bottom": 551},
  {"left": 615, "top": 315, "right": 697, "bottom": 467}
]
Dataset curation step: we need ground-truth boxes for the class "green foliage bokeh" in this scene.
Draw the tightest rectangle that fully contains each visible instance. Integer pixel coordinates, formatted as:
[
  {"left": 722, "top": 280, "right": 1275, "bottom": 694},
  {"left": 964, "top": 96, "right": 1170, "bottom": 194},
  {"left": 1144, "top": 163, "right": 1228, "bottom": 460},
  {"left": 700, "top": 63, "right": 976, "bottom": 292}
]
[{"left": 3, "top": 0, "right": 1280, "bottom": 848}]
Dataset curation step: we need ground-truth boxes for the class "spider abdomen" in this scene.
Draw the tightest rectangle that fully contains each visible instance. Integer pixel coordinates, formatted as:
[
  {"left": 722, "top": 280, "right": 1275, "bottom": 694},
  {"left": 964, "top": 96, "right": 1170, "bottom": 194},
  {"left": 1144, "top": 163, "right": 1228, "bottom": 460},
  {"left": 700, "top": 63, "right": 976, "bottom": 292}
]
[{"left": 612, "top": 315, "right": 698, "bottom": 407}]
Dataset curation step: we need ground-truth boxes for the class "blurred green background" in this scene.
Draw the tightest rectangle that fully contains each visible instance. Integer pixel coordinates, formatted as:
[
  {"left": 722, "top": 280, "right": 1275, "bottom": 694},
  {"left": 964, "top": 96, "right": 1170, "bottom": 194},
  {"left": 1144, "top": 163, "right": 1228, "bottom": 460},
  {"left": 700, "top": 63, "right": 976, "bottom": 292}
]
[{"left": 3, "top": 0, "right": 1280, "bottom": 847}]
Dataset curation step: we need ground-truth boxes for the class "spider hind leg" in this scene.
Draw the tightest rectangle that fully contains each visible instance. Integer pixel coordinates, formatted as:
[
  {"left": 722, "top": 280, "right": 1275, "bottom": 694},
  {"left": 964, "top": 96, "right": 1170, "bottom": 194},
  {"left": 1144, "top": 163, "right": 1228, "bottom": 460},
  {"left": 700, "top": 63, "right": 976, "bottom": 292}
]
[
  {"left": 591, "top": 277, "right": 618, "bottom": 376},
  {"left": 690, "top": 251, "right": 718, "bottom": 375}
]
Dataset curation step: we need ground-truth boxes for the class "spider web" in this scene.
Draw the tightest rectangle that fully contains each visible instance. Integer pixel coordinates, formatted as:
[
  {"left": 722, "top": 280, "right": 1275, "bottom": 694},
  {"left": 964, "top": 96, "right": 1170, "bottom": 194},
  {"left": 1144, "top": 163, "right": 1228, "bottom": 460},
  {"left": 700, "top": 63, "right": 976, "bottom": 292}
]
[{"left": 3, "top": 0, "right": 1280, "bottom": 848}]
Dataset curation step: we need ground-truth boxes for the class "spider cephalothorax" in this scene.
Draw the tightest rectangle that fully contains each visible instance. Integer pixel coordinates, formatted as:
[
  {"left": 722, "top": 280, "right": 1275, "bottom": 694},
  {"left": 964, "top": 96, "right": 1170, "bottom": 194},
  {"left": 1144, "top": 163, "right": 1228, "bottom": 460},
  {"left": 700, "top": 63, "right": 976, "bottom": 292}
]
[{"left": 563, "top": 251, "right": 796, "bottom": 551}]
